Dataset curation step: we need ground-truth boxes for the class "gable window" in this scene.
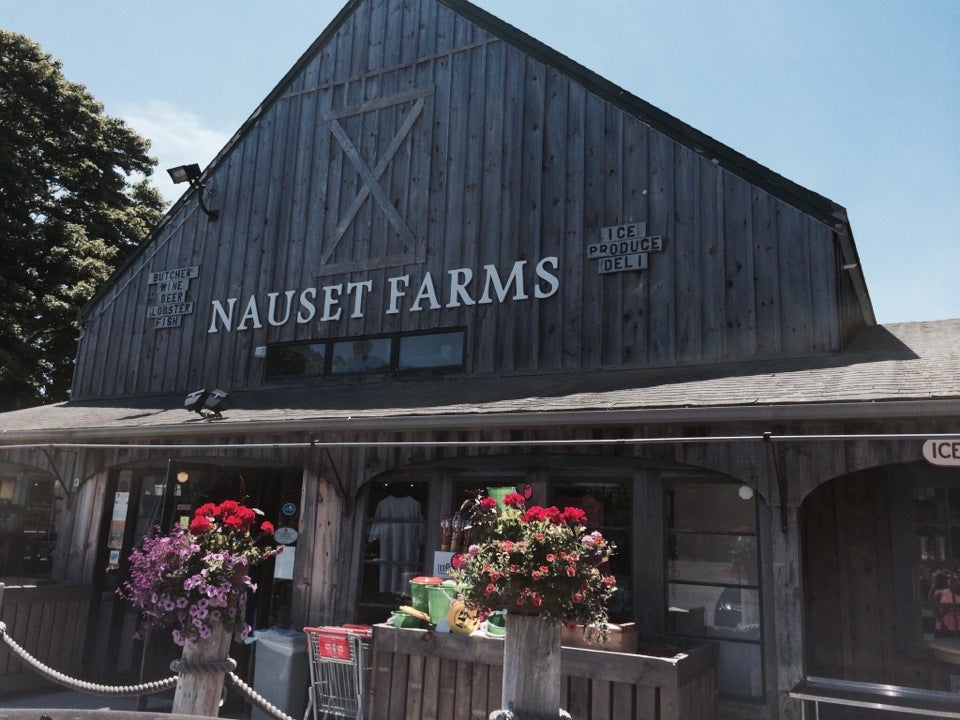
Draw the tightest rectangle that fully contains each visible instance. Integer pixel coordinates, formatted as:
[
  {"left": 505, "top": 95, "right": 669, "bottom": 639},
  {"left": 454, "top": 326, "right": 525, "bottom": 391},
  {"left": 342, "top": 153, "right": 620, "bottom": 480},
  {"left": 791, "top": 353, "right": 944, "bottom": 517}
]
[
  {"left": 398, "top": 330, "right": 464, "bottom": 370},
  {"left": 264, "top": 328, "right": 466, "bottom": 380},
  {"left": 264, "top": 342, "right": 326, "bottom": 379},
  {"left": 331, "top": 337, "right": 392, "bottom": 374}
]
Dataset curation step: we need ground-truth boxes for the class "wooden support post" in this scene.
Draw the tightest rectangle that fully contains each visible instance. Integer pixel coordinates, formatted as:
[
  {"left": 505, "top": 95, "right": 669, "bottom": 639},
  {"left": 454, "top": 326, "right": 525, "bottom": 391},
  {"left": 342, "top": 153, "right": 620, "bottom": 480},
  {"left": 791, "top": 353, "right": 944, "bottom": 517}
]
[
  {"left": 501, "top": 613, "right": 563, "bottom": 717},
  {"left": 171, "top": 623, "right": 233, "bottom": 717}
]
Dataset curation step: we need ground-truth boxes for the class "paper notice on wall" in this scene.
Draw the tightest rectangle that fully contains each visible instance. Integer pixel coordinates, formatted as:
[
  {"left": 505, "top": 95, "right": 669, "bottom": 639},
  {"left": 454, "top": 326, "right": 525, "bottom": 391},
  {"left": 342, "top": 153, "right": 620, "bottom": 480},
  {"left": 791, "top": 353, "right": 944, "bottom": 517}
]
[
  {"left": 108, "top": 492, "right": 129, "bottom": 549},
  {"left": 273, "top": 546, "right": 295, "bottom": 580}
]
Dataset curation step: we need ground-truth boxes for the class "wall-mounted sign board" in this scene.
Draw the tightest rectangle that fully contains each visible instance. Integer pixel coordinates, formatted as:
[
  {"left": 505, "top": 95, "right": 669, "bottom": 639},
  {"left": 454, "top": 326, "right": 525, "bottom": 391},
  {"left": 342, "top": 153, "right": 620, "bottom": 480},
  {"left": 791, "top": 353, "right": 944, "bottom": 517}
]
[
  {"left": 923, "top": 439, "right": 960, "bottom": 466},
  {"left": 146, "top": 265, "right": 200, "bottom": 329},
  {"left": 587, "top": 221, "right": 664, "bottom": 275}
]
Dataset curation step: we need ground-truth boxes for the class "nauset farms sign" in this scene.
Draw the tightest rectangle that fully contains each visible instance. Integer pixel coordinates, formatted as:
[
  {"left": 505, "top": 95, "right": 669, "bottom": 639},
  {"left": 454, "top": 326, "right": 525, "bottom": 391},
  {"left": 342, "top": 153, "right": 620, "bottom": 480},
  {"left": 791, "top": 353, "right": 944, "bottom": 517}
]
[
  {"left": 205, "top": 257, "right": 560, "bottom": 334},
  {"left": 148, "top": 219, "right": 664, "bottom": 332}
]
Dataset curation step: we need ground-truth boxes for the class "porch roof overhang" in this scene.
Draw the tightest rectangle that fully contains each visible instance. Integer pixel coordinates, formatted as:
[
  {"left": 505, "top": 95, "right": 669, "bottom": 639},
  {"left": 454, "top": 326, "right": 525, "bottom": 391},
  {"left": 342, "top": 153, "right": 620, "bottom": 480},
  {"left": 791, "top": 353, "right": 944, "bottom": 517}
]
[{"left": 1, "top": 319, "right": 958, "bottom": 447}]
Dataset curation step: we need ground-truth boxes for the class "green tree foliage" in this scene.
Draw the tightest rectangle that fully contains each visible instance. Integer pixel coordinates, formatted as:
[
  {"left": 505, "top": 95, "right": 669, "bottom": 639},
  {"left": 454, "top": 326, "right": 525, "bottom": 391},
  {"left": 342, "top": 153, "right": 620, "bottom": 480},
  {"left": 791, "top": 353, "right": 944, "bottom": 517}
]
[{"left": 0, "top": 30, "right": 165, "bottom": 411}]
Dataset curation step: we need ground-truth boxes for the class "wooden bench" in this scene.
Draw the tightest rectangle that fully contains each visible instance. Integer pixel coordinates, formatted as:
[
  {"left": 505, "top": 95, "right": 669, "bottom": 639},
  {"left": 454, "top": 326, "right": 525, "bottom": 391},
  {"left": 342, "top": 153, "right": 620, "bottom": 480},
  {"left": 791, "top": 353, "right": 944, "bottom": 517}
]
[{"left": 790, "top": 676, "right": 960, "bottom": 718}]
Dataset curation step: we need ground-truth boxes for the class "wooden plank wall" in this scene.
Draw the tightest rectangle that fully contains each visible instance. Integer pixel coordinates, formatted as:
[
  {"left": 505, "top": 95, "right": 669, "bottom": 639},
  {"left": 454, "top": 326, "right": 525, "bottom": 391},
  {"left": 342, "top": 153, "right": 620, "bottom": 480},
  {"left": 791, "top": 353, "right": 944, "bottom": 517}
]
[
  {"left": 71, "top": 0, "right": 843, "bottom": 402},
  {"left": 0, "top": 583, "right": 94, "bottom": 695},
  {"left": 369, "top": 625, "right": 718, "bottom": 720},
  {"left": 801, "top": 470, "right": 954, "bottom": 697}
]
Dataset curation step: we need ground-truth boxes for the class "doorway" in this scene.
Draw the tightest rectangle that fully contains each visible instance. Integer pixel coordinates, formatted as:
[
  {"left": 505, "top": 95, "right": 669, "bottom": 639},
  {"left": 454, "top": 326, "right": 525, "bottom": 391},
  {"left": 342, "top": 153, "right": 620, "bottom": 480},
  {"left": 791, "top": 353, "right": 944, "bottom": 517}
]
[{"left": 89, "top": 460, "right": 303, "bottom": 685}]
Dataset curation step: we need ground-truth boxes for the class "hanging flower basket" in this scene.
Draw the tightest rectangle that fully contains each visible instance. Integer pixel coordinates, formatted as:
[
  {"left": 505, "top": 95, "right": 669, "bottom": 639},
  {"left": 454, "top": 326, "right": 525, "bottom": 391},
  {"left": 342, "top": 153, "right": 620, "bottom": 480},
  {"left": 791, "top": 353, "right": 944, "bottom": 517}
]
[{"left": 118, "top": 499, "right": 279, "bottom": 647}]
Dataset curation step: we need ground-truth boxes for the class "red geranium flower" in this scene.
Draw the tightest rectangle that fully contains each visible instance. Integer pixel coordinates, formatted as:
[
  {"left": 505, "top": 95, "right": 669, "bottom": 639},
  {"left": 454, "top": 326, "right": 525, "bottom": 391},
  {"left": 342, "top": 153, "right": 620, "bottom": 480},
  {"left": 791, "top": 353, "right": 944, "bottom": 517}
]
[
  {"left": 562, "top": 506, "right": 588, "bottom": 525},
  {"left": 188, "top": 515, "right": 213, "bottom": 535},
  {"left": 504, "top": 492, "right": 526, "bottom": 508}
]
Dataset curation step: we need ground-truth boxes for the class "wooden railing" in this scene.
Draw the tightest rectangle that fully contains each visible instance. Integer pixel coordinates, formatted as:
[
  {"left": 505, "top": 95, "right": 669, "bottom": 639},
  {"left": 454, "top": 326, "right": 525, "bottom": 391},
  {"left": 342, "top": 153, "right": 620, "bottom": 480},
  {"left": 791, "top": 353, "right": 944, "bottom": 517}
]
[
  {"left": 0, "top": 582, "right": 95, "bottom": 695},
  {"left": 370, "top": 625, "right": 718, "bottom": 720}
]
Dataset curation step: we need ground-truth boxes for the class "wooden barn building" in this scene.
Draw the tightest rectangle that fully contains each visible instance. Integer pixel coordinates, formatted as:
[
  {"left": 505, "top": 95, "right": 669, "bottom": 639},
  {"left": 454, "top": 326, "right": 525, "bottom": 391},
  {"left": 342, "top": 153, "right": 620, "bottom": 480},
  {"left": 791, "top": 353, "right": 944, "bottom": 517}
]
[{"left": 1, "top": 1, "right": 958, "bottom": 718}]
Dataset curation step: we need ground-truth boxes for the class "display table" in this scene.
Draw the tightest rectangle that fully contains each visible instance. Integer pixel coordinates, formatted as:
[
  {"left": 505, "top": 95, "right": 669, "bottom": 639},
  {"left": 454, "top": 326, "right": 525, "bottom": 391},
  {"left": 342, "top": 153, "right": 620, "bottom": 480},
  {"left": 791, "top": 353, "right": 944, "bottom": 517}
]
[{"left": 368, "top": 624, "right": 718, "bottom": 720}]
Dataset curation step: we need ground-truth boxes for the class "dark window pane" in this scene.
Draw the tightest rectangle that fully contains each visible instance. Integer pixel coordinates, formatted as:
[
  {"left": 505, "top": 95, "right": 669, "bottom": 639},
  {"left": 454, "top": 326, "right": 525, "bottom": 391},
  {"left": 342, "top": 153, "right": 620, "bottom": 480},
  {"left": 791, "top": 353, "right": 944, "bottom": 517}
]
[
  {"left": 265, "top": 343, "right": 326, "bottom": 378},
  {"left": 667, "top": 533, "right": 758, "bottom": 585},
  {"left": 668, "top": 583, "right": 761, "bottom": 640},
  {"left": 398, "top": 331, "right": 464, "bottom": 370},
  {"left": 671, "top": 483, "right": 756, "bottom": 532},
  {"left": 331, "top": 338, "right": 392, "bottom": 374}
]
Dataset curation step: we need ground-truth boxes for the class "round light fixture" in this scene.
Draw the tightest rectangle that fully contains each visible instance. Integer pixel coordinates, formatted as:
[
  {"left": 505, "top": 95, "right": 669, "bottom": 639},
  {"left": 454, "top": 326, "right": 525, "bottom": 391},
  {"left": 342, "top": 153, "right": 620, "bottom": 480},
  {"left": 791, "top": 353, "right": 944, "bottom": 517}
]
[
  {"left": 176, "top": 471, "right": 190, "bottom": 484},
  {"left": 738, "top": 484, "right": 754, "bottom": 500}
]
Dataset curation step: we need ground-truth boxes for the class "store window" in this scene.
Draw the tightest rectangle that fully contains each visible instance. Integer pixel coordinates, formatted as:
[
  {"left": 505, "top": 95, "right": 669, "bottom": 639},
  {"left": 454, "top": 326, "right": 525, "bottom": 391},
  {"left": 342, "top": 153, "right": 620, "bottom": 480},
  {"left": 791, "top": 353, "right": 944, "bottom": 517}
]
[
  {"left": 665, "top": 480, "right": 763, "bottom": 701},
  {"left": 0, "top": 475, "right": 59, "bottom": 579},
  {"left": 549, "top": 479, "right": 633, "bottom": 622},
  {"left": 910, "top": 471, "right": 960, "bottom": 642},
  {"left": 358, "top": 480, "right": 429, "bottom": 624}
]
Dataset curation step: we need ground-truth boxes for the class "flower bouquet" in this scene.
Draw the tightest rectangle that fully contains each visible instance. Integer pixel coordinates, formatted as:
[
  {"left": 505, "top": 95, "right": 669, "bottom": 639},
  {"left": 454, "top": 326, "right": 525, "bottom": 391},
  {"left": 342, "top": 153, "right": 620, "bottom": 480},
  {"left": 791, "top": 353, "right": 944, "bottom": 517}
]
[
  {"left": 449, "top": 490, "right": 617, "bottom": 638},
  {"left": 118, "top": 499, "right": 279, "bottom": 647}
]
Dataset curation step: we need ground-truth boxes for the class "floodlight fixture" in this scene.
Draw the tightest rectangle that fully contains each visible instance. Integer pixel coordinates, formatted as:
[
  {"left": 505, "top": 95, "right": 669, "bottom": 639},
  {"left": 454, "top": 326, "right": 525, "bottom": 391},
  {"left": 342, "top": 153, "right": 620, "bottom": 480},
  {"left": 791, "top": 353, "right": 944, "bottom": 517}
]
[
  {"left": 184, "top": 388, "right": 230, "bottom": 419},
  {"left": 167, "top": 163, "right": 219, "bottom": 220},
  {"left": 185, "top": 388, "right": 208, "bottom": 415},
  {"left": 203, "top": 389, "right": 230, "bottom": 419}
]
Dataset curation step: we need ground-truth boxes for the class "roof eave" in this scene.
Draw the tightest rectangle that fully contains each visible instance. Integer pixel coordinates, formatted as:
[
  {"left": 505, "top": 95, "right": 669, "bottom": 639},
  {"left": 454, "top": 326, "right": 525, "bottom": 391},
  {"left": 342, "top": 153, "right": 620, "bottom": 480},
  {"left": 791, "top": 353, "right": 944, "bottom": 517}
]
[{"left": 1, "top": 398, "right": 956, "bottom": 447}]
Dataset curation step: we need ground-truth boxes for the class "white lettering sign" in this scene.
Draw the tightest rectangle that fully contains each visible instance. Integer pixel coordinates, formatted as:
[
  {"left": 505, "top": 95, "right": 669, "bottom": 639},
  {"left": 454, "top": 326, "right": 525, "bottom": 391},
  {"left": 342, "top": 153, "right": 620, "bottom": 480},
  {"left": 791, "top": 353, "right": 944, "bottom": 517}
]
[
  {"left": 923, "top": 439, "right": 960, "bottom": 466},
  {"left": 207, "top": 256, "right": 561, "bottom": 333}
]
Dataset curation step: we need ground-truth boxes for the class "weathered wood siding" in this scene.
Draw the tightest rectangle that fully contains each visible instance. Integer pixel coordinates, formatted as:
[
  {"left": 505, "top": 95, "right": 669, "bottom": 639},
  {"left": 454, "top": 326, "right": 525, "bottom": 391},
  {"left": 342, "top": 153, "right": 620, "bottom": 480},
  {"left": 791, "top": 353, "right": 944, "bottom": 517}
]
[
  {"left": 71, "top": 0, "right": 843, "bottom": 401},
  {"left": 0, "top": 583, "right": 94, "bottom": 695},
  {"left": 802, "top": 470, "right": 955, "bottom": 697}
]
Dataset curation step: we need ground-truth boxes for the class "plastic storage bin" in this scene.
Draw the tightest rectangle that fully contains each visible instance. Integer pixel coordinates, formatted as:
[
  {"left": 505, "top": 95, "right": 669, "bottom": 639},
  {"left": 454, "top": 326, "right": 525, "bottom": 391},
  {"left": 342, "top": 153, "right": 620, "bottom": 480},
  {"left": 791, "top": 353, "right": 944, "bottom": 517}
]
[{"left": 251, "top": 628, "right": 310, "bottom": 720}]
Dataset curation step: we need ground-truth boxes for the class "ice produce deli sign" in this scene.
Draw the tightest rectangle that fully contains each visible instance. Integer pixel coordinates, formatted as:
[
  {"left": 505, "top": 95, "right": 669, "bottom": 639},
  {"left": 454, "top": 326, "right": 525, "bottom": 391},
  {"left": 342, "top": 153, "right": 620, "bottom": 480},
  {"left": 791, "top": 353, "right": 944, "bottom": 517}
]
[{"left": 587, "top": 222, "right": 664, "bottom": 275}]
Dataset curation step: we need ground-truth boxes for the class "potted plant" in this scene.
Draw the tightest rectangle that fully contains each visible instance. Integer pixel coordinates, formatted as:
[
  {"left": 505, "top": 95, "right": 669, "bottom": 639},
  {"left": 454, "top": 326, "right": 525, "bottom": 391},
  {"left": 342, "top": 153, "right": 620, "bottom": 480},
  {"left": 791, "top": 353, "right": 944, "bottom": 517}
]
[
  {"left": 450, "top": 490, "right": 616, "bottom": 718},
  {"left": 118, "top": 499, "right": 278, "bottom": 716}
]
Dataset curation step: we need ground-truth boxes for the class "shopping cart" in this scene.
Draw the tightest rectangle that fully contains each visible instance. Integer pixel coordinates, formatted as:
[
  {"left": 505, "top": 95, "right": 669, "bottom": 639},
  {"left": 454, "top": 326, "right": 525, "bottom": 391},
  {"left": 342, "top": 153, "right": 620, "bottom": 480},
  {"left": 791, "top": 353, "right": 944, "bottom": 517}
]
[{"left": 303, "top": 625, "right": 373, "bottom": 720}]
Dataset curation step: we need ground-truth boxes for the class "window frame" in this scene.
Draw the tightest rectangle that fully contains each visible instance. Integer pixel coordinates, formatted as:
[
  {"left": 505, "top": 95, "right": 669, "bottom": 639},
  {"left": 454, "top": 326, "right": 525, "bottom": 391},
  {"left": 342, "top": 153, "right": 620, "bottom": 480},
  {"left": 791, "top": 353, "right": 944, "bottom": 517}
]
[{"left": 263, "top": 327, "right": 467, "bottom": 382}]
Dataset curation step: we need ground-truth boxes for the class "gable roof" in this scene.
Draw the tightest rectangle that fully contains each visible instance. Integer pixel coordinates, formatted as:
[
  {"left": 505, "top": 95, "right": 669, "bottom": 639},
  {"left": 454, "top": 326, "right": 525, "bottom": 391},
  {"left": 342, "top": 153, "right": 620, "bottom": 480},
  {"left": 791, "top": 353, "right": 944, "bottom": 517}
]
[
  {"left": 84, "top": 0, "right": 873, "bottom": 323},
  {"left": 1, "top": 319, "right": 956, "bottom": 443}
]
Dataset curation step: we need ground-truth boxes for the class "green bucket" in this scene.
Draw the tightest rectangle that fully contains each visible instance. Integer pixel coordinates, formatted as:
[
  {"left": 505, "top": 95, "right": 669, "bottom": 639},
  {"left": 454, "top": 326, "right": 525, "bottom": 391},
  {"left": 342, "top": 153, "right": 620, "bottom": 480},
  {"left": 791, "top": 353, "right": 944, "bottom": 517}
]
[
  {"left": 486, "top": 486, "right": 514, "bottom": 509},
  {"left": 427, "top": 581, "right": 458, "bottom": 632},
  {"left": 409, "top": 576, "right": 441, "bottom": 613}
]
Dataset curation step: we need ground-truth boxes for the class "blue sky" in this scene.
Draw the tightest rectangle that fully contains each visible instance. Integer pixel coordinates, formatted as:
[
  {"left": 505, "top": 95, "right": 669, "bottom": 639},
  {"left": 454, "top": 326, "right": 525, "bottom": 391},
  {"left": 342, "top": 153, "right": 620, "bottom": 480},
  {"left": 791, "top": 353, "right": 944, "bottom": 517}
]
[{"left": 3, "top": 0, "right": 958, "bottom": 324}]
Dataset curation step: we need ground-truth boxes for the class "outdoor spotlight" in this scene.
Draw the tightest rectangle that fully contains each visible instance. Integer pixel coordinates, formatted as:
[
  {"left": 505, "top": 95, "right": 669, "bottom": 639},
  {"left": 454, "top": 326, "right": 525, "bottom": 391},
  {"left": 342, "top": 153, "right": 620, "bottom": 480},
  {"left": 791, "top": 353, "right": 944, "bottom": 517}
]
[
  {"left": 166, "top": 162, "right": 219, "bottom": 220},
  {"left": 203, "top": 389, "right": 230, "bottom": 419},
  {"left": 185, "top": 388, "right": 208, "bottom": 415},
  {"left": 184, "top": 388, "right": 229, "bottom": 419}
]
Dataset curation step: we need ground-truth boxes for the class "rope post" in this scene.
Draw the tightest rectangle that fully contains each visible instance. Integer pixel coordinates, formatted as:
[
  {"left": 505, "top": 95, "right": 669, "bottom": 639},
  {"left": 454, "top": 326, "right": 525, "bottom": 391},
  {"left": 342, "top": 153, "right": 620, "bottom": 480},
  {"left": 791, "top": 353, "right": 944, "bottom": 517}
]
[{"left": 171, "top": 623, "right": 234, "bottom": 717}]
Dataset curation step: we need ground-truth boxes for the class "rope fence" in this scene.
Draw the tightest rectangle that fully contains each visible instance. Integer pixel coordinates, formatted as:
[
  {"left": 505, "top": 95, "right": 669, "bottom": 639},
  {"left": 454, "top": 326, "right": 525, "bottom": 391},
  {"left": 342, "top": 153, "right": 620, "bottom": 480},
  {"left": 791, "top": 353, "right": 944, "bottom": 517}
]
[{"left": 0, "top": 621, "right": 294, "bottom": 720}]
